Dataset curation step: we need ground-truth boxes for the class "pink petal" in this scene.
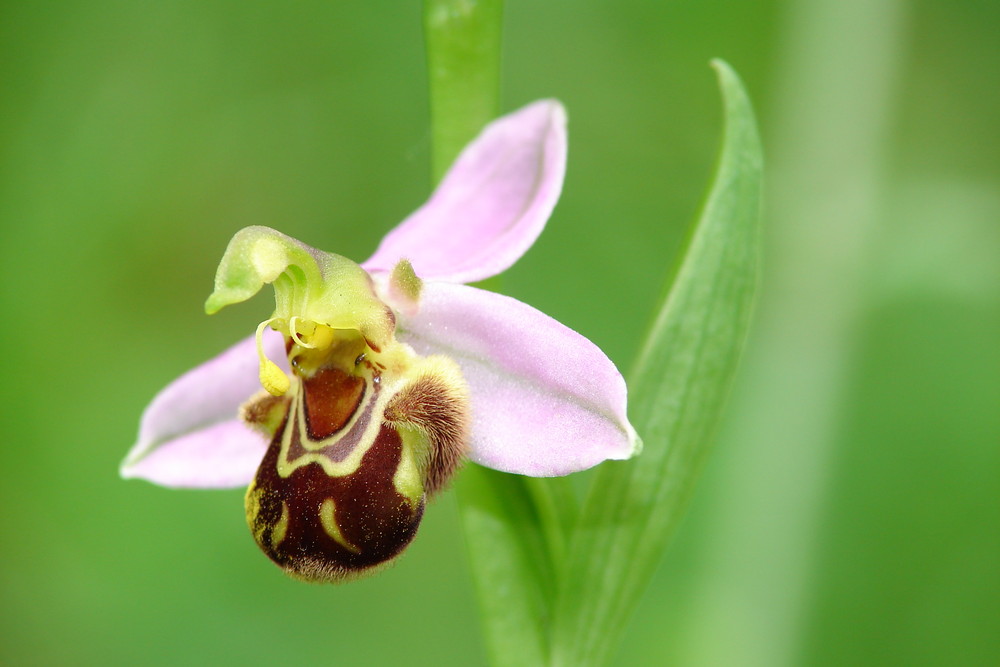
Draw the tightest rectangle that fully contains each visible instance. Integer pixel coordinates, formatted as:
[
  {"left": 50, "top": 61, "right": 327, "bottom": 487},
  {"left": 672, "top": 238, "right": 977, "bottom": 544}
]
[
  {"left": 394, "top": 283, "right": 640, "bottom": 476},
  {"left": 120, "top": 329, "right": 287, "bottom": 488},
  {"left": 121, "top": 420, "right": 268, "bottom": 489},
  {"left": 363, "top": 100, "right": 567, "bottom": 284}
]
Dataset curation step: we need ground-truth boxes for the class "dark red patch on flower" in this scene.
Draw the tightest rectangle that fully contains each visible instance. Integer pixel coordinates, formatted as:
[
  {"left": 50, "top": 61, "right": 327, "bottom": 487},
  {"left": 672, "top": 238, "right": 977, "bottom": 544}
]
[
  {"left": 246, "top": 413, "right": 423, "bottom": 583},
  {"left": 302, "top": 367, "right": 365, "bottom": 439}
]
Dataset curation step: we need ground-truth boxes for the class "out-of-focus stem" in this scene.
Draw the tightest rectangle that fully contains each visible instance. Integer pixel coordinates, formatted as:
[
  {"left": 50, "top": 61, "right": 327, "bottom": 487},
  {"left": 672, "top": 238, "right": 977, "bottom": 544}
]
[
  {"left": 423, "top": 0, "right": 503, "bottom": 184},
  {"left": 678, "top": 1, "right": 907, "bottom": 665}
]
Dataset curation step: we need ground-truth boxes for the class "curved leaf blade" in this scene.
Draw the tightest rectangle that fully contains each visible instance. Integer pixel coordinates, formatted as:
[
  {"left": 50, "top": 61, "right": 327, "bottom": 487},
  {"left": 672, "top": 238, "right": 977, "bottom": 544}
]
[{"left": 550, "top": 60, "right": 764, "bottom": 667}]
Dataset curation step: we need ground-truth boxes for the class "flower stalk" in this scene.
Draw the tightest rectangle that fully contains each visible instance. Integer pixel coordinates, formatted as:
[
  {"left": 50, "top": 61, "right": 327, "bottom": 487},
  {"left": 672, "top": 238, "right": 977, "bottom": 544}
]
[{"left": 423, "top": 0, "right": 504, "bottom": 182}]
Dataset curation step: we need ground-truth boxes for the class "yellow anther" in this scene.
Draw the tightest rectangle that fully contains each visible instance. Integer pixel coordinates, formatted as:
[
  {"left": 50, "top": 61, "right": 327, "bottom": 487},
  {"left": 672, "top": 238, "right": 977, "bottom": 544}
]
[
  {"left": 260, "top": 358, "right": 290, "bottom": 396},
  {"left": 309, "top": 324, "right": 335, "bottom": 349},
  {"left": 288, "top": 316, "right": 314, "bottom": 348},
  {"left": 289, "top": 316, "right": 336, "bottom": 351},
  {"left": 256, "top": 317, "right": 291, "bottom": 396}
]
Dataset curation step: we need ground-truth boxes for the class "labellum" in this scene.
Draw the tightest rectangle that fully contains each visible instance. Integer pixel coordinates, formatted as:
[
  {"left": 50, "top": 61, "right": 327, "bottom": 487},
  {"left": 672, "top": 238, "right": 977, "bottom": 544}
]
[{"left": 208, "top": 227, "right": 469, "bottom": 582}]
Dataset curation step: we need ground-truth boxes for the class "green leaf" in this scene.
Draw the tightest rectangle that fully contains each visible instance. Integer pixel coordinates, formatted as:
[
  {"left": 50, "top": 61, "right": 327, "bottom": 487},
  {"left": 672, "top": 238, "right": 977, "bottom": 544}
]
[{"left": 549, "top": 60, "right": 764, "bottom": 667}]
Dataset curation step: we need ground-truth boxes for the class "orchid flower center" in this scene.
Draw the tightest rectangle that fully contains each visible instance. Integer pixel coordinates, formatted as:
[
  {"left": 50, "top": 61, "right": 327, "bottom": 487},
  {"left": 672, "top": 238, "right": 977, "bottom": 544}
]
[
  {"left": 204, "top": 226, "right": 470, "bottom": 583},
  {"left": 205, "top": 226, "right": 397, "bottom": 395},
  {"left": 254, "top": 316, "right": 344, "bottom": 396}
]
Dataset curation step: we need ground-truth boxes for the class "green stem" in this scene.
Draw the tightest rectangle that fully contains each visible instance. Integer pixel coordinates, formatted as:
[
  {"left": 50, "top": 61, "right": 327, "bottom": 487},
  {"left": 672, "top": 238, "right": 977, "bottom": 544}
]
[
  {"left": 423, "top": 0, "right": 504, "bottom": 183},
  {"left": 424, "top": 3, "right": 558, "bottom": 666}
]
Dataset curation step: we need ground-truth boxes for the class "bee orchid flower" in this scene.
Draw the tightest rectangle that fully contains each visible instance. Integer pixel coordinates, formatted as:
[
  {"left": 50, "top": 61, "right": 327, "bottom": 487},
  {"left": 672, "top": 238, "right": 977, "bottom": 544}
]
[{"left": 121, "top": 100, "right": 641, "bottom": 582}]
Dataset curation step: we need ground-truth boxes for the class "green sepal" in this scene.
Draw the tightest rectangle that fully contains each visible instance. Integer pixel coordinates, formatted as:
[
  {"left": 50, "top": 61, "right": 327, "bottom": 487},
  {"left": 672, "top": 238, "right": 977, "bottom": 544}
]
[{"left": 204, "top": 226, "right": 395, "bottom": 348}]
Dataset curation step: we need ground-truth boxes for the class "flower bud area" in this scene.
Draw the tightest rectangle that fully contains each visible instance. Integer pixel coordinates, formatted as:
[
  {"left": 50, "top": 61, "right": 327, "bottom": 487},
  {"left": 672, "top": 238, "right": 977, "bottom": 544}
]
[{"left": 243, "top": 320, "right": 470, "bottom": 583}]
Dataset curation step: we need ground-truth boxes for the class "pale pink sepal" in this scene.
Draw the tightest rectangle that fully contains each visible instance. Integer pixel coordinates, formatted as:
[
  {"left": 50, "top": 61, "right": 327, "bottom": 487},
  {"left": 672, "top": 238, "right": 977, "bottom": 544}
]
[
  {"left": 395, "top": 283, "right": 641, "bottom": 476},
  {"left": 120, "top": 329, "right": 287, "bottom": 488},
  {"left": 363, "top": 100, "right": 567, "bottom": 284},
  {"left": 120, "top": 420, "right": 267, "bottom": 489}
]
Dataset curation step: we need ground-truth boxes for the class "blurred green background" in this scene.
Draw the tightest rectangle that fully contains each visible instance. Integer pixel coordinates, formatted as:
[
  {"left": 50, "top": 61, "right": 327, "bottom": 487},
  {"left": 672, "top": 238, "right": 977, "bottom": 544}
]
[{"left": 1, "top": 1, "right": 997, "bottom": 665}]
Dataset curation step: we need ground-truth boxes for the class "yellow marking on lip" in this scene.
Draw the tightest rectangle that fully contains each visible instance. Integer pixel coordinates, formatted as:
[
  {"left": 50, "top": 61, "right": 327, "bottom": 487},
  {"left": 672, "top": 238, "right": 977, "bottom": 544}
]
[
  {"left": 392, "top": 426, "right": 426, "bottom": 505},
  {"left": 271, "top": 502, "right": 290, "bottom": 549},
  {"left": 245, "top": 482, "right": 269, "bottom": 546},
  {"left": 277, "top": 375, "right": 397, "bottom": 479},
  {"left": 319, "top": 498, "right": 361, "bottom": 554}
]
